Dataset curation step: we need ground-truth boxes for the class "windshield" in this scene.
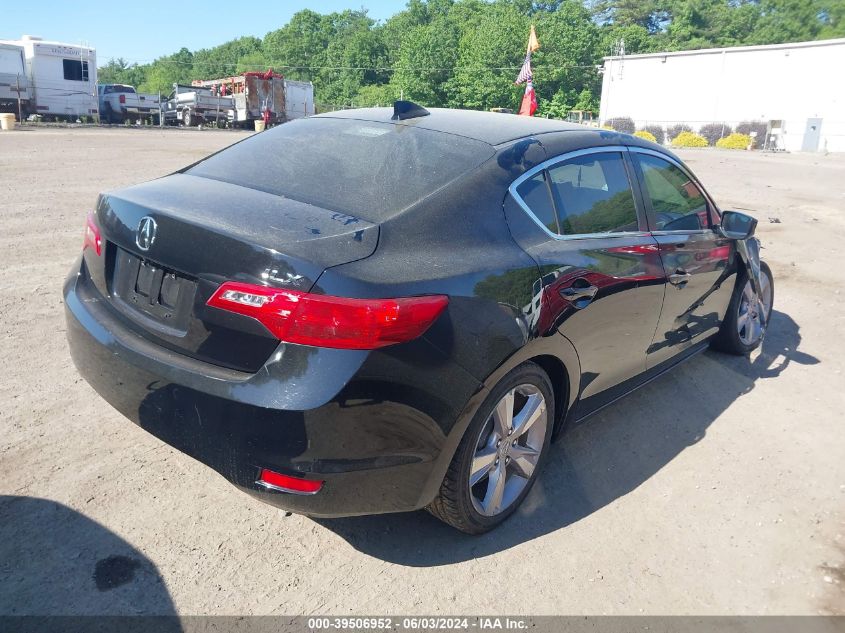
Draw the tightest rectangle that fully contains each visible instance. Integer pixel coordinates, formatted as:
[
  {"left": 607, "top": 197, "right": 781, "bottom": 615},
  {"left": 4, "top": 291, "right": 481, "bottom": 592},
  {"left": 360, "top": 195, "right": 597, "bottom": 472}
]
[{"left": 187, "top": 117, "right": 494, "bottom": 221}]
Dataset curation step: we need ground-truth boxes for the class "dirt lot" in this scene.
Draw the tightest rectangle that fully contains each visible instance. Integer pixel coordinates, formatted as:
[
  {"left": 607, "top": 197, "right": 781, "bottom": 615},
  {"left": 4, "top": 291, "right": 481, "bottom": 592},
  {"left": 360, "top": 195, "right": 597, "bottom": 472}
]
[{"left": 0, "top": 127, "right": 843, "bottom": 616}]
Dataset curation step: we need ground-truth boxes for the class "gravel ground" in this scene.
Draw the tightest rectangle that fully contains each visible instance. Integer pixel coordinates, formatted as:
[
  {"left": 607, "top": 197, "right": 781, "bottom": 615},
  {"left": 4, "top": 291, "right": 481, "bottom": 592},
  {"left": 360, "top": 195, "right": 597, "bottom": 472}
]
[{"left": 0, "top": 127, "right": 843, "bottom": 616}]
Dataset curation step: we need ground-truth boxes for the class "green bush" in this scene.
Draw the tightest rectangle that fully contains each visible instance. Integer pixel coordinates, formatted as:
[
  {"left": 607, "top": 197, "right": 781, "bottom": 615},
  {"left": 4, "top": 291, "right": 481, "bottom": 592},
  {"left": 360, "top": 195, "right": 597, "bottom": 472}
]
[
  {"left": 641, "top": 124, "right": 665, "bottom": 145},
  {"left": 699, "top": 122, "right": 732, "bottom": 145},
  {"left": 671, "top": 131, "right": 708, "bottom": 147},
  {"left": 605, "top": 116, "right": 635, "bottom": 134},
  {"left": 716, "top": 133, "right": 752, "bottom": 149},
  {"left": 633, "top": 130, "right": 657, "bottom": 143}
]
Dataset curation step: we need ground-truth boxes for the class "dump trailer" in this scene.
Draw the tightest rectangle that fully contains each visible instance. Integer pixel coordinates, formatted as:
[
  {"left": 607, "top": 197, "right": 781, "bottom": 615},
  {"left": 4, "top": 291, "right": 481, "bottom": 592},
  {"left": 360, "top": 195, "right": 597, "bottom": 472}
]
[{"left": 191, "top": 70, "right": 314, "bottom": 127}]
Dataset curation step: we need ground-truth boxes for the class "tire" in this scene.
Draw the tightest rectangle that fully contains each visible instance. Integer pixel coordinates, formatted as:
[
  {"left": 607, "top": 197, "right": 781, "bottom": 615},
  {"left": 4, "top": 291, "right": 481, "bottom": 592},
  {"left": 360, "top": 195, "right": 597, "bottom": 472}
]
[
  {"left": 182, "top": 109, "right": 192, "bottom": 127},
  {"left": 428, "top": 362, "right": 555, "bottom": 534},
  {"left": 712, "top": 261, "right": 774, "bottom": 355}
]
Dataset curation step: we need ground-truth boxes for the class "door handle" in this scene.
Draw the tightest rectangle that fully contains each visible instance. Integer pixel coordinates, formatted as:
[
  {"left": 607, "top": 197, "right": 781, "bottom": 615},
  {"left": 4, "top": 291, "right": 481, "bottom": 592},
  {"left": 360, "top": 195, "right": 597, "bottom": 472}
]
[
  {"left": 669, "top": 269, "right": 691, "bottom": 286},
  {"left": 560, "top": 280, "right": 598, "bottom": 307}
]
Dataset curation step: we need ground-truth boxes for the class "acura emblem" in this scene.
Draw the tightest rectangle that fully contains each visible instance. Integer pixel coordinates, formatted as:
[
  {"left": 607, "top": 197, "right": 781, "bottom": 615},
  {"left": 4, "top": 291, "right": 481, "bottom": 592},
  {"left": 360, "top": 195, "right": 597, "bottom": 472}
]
[{"left": 136, "top": 216, "right": 157, "bottom": 251}]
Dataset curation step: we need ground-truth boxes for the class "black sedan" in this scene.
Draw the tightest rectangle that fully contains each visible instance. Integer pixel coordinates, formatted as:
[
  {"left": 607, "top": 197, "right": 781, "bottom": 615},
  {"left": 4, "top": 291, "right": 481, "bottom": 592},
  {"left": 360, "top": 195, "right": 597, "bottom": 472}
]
[{"left": 65, "top": 103, "right": 773, "bottom": 533}]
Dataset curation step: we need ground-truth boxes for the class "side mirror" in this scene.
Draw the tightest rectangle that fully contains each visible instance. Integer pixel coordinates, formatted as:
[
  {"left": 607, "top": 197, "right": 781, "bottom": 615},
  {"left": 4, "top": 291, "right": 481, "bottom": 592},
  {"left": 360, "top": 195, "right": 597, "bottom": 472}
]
[{"left": 719, "top": 210, "right": 757, "bottom": 240}]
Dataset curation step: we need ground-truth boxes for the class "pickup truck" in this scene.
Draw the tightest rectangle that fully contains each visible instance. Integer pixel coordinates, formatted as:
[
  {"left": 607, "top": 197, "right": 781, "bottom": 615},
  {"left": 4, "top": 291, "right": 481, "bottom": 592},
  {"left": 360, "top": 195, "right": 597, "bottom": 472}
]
[
  {"left": 98, "top": 84, "right": 161, "bottom": 123},
  {"left": 162, "top": 84, "right": 233, "bottom": 127}
]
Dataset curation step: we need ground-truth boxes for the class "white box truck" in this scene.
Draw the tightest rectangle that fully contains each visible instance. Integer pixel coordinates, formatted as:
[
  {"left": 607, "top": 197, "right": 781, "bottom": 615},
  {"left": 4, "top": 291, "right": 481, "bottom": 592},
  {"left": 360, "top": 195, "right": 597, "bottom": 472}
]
[{"left": 0, "top": 35, "right": 98, "bottom": 120}]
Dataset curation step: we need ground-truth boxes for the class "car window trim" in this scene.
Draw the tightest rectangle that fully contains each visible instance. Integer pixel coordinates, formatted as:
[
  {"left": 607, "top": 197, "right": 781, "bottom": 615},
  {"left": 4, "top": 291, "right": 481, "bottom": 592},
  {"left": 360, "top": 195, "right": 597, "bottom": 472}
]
[
  {"left": 508, "top": 146, "right": 650, "bottom": 241},
  {"left": 628, "top": 147, "right": 721, "bottom": 234}
]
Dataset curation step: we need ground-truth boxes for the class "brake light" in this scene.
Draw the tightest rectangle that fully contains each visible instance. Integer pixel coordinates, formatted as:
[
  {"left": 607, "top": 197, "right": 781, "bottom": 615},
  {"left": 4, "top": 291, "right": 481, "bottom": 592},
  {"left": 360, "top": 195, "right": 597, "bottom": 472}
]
[
  {"left": 257, "top": 468, "right": 323, "bottom": 494},
  {"left": 119, "top": 94, "right": 126, "bottom": 104},
  {"left": 207, "top": 281, "right": 448, "bottom": 350},
  {"left": 83, "top": 211, "right": 102, "bottom": 256}
]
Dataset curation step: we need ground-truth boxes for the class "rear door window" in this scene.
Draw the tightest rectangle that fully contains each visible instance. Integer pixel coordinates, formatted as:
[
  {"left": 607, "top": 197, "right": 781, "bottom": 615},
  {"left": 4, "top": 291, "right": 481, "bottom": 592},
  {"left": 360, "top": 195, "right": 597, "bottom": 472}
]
[
  {"left": 636, "top": 154, "right": 711, "bottom": 231},
  {"left": 546, "top": 152, "right": 639, "bottom": 235},
  {"left": 515, "top": 171, "right": 558, "bottom": 234}
]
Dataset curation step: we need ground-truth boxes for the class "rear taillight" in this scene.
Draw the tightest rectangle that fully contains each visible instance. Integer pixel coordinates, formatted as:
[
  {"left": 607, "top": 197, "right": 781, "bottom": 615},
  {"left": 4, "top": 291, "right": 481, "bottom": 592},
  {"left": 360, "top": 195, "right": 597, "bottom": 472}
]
[
  {"left": 257, "top": 468, "right": 323, "bottom": 495},
  {"left": 119, "top": 94, "right": 126, "bottom": 104},
  {"left": 207, "top": 281, "right": 448, "bottom": 350},
  {"left": 83, "top": 211, "right": 101, "bottom": 256}
]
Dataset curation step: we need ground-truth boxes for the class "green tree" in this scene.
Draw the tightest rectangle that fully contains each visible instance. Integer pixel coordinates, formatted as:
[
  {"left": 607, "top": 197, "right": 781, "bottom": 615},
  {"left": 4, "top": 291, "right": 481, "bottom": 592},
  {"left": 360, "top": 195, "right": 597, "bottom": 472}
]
[
  {"left": 446, "top": 3, "right": 529, "bottom": 111},
  {"left": 391, "top": 17, "right": 460, "bottom": 105},
  {"left": 191, "top": 36, "right": 262, "bottom": 79},
  {"left": 139, "top": 47, "right": 193, "bottom": 94}
]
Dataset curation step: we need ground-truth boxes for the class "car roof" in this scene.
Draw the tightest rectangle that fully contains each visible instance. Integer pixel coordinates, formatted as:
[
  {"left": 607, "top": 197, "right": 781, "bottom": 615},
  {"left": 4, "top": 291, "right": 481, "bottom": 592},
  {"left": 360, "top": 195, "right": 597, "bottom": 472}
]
[{"left": 313, "top": 107, "right": 586, "bottom": 146}]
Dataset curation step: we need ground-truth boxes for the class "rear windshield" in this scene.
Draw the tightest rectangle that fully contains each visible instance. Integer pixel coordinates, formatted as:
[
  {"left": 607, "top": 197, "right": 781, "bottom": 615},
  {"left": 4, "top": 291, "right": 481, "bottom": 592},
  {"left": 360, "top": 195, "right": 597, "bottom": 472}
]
[
  {"left": 187, "top": 117, "right": 494, "bottom": 221},
  {"left": 105, "top": 85, "right": 136, "bottom": 94}
]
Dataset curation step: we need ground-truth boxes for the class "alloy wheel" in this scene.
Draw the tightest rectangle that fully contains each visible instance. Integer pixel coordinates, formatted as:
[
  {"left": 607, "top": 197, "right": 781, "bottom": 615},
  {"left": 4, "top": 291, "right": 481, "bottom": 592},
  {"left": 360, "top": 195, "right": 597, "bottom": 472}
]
[{"left": 469, "top": 384, "right": 548, "bottom": 517}]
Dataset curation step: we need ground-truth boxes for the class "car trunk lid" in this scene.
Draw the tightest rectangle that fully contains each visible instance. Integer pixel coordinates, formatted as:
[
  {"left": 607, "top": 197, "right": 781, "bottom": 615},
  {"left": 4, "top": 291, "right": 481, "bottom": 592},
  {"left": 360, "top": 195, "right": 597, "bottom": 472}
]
[{"left": 83, "top": 173, "right": 378, "bottom": 372}]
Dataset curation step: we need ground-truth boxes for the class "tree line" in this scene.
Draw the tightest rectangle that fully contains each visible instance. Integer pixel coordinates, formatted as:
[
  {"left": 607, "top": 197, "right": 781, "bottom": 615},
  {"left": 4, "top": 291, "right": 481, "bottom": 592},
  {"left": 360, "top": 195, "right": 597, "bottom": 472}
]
[{"left": 98, "top": 0, "right": 845, "bottom": 117}]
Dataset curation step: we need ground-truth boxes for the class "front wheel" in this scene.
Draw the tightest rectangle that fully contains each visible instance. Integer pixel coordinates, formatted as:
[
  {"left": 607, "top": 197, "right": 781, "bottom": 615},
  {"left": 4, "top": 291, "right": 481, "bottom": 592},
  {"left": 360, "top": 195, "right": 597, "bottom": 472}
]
[
  {"left": 428, "top": 362, "right": 555, "bottom": 534},
  {"left": 712, "top": 261, "right": 774, "bottom": 355}
]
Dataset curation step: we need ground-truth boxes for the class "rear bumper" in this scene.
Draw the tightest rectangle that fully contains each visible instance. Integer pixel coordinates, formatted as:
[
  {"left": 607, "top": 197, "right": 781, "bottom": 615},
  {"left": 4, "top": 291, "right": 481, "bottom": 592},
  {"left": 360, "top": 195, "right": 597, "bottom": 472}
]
[{"left": 63, "top": 265, "right": 482, "bottom": 517}]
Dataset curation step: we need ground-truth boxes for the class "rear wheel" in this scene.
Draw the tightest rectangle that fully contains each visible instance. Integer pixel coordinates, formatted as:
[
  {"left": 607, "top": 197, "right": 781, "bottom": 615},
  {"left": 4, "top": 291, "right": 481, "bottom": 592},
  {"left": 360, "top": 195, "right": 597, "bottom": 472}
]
[
  {"left": 428, "top": 362, "right": 554, "bottom": 534},
  {"left": 712, "top": 261, "right": 773, "bottom": 355},
  {"left": 182, "top": 108, "right": 193, "bottom": 127}
]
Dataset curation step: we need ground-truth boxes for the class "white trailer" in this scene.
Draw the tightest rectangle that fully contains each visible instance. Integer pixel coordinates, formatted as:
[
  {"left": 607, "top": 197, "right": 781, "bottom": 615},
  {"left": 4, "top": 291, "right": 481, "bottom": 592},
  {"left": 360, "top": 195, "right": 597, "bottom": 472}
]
[
  {"left": 284, "top": 79, "right": 314, "bottom": 120},
  {"left": 0, "top": 42, "right": 30, "bottom": 118},
  {"left": 0, "top": 35, "right": 98, "bottom": 120}
]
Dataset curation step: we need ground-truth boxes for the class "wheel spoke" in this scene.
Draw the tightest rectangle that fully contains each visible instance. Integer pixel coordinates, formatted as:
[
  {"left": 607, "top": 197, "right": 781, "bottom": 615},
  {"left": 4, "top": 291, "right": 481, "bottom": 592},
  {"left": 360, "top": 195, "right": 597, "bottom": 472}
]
[
  {"left": 512, "top": 393, "right": 544, "bottom": 438},
  {"left": 743, "top": 283, "right": 754, "bottom": 303},
  {"left": 749, "top": 317, "right": 762, "bottom": 342},
  {"left": 481, "top": 462, "right": 507, "bottom": 515},
  {"left": 492, "top": 389, "right": 514, "bottom": 437},
  {"left": 470, "top": 447, "right": 497, "bottom": 487},
  {"left": 737, "top": 311, "right": 750, "bottom": 331},
  {"left": 509, "top": 444, "right": 539, "bottom": 479}
]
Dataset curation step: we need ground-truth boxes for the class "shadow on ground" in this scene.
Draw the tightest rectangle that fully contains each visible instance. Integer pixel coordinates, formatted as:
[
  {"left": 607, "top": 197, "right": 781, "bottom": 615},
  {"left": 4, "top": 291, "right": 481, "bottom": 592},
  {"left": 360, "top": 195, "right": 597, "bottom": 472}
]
[
  {"left": 316, "top": 309, "right": 819, "bottom": 566},
  {"left": 0, "top": 496, "right": 177, "bottom": 620}
]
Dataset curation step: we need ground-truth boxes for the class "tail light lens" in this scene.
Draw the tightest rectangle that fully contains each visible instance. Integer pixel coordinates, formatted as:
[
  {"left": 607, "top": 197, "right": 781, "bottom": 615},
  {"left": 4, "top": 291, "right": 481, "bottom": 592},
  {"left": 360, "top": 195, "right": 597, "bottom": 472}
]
[
  {"left": 83, "top": 211, "right": 102, "bottom": 256},
  {"left": 119, "top": 94, "right": 126, "bottom": 104},
  {"left": 207, "top": 281, "right": 448, "bottom": 350}
]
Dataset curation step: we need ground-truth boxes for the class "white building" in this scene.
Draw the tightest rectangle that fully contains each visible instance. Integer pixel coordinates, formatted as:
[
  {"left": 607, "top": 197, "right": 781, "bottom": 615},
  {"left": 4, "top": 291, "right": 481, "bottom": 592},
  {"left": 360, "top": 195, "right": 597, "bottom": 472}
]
[
  {"left": 0, "top": 35, "right": 97, "bottom": 119},
  {"left": 599, "top": 38, "right": 845, "bottom": 152}
]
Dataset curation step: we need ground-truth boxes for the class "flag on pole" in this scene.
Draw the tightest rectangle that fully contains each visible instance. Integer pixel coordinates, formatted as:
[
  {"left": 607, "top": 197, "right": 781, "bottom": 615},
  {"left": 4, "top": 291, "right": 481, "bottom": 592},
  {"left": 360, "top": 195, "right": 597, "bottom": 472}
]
[
  {"left": 515, "top": 25, "right": 540, "bottom": 116},
  {"left": 527, "top": 24, "right": 540, "bottom": 54},
  {"left": 515, "top": 53, "right": 533, "bottom": 85}
]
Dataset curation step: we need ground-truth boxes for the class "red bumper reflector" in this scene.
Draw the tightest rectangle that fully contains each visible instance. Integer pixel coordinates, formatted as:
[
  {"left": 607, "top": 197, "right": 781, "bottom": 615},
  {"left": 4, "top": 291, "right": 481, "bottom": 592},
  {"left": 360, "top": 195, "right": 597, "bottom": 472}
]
[
  {"left": 83, "top": 211, "right": 102, "bottom": 256},
  {"left": 257, "top": 469, "right": 323, "bottom": 494},
  {"left": 207, "top": 281, "right": 448, "bottom": 350}
]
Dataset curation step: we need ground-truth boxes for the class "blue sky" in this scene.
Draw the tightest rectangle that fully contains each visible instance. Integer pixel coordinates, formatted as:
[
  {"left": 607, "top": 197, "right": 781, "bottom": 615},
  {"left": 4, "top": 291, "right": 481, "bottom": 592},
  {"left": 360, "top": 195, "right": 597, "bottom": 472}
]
[{"left": 3, "top": 0, "right": 405, "bottom": 64}]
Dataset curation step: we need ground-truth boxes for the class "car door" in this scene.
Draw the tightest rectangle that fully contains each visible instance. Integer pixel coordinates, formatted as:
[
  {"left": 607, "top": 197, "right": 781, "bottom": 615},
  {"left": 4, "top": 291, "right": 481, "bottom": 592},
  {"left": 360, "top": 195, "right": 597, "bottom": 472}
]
[
  {"left": 507, "top": 147, "right": 666, "bottom": 407},
  {"left": 630, "top": 149, "right": 734, "bottom": 368}
]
